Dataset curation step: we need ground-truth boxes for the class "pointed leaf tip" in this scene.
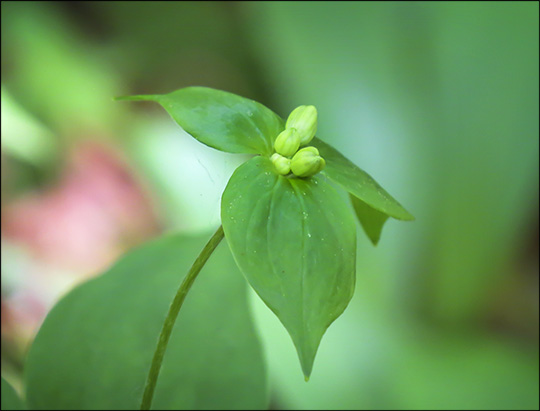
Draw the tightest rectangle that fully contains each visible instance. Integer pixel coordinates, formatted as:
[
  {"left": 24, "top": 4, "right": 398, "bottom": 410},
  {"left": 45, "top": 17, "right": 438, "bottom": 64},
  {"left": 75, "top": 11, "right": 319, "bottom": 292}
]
[
  {"left": 118, "top": 87, "right": 284, "bottom": 155},
  {"left": 350, "top": 194, "right": 390, "bottom": 246}
]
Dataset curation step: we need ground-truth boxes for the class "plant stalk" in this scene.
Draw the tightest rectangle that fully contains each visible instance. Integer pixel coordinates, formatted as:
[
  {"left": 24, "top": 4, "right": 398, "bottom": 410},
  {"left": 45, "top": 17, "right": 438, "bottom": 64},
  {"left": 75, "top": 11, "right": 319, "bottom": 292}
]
[{"left": 140, "top": 225, "right": 225, "bottom": 410}]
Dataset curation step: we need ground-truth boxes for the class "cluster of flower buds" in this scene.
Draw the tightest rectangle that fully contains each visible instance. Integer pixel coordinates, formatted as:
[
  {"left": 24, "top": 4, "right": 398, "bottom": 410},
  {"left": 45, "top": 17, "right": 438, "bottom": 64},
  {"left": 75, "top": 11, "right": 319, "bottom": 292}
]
[{"left": 271, "top": 105, "right": 325, "bottom": 178}]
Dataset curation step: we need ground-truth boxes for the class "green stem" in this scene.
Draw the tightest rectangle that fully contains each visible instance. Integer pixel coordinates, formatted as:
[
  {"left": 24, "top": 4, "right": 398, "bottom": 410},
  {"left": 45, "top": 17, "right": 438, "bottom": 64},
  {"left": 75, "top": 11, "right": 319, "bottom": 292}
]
[{"left": 140, "top": 225, "right": 225, "bottom": 410}]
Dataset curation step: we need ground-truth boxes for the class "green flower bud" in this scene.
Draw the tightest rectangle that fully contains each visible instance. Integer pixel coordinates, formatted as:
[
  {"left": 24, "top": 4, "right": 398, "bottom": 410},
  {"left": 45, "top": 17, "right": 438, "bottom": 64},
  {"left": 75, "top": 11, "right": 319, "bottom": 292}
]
[
  {"left": 285, "top": 105, "right": 317, "bottom": 145},
  {"left": 271, "top": 153, "right": 291, "bottom": 175},
  {"left": 290, "top": 146, "right": 326, "bottom": 178},
  {"left": 274, "top": 128, "right": 301, "bottom": 157}
]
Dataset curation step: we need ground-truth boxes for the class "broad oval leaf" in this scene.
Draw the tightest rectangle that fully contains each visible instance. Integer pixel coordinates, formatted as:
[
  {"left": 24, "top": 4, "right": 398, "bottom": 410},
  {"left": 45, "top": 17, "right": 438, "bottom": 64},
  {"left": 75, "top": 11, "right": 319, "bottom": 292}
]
[
  {"left": 117, "top": 87, "right": 284, "bottom": 155},
  {"left": 25, "top": 233, "right": 267, "bottom": 410},
  {"left": 1, "top": 377, "right": 25, "bottom": 410},
  {"left": 221, "top": 156, "right": 356, "bottom": 378},
  {"left": 312, "top": 137, "right": 415, "bottom": 221}
]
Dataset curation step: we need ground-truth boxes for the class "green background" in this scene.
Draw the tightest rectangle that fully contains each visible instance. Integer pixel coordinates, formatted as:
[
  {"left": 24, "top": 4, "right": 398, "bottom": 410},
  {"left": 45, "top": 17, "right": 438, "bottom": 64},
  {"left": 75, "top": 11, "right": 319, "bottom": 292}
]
[{"left": 1, "top": 2, "right": 538, "bottom": 409}]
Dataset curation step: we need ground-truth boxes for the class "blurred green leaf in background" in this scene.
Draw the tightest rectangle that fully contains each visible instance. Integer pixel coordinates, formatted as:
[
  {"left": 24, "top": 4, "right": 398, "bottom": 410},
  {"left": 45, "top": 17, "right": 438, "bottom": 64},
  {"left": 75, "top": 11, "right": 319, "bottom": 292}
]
[
  {"left": 1, "top": 1, "right": 538, "bottom": 410},
  {"left": 1, "top": 376, "right": 25, "bottom": 410},
  {"left": 24, "top": 232, "right": 267, "bottom": 410}
]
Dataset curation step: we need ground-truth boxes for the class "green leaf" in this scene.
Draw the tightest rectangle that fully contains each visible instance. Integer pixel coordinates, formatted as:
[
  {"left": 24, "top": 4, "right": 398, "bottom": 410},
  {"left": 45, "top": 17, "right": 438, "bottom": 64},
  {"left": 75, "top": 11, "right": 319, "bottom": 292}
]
[
  {"left": 221, "top": 156, "right": 356, "bottom": 378},
  {"left": 350, "top": 194, "right": 390, "bottom": 245},
  {"left": 312, "top": 137, "right": 414, "bottom": 221},
  {"left": 25, "top": 233, "right": 267, "bottom": 410},
  {"left": 1, "top": 377, "right": 25, "bottom": 410},
  {"left": 116, "top": 87, "right": 284, "bottom": 155}
]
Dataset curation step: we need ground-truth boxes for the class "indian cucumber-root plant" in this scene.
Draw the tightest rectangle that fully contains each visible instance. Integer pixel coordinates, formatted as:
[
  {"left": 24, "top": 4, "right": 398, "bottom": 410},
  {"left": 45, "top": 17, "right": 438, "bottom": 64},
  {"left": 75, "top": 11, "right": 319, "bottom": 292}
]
[{"left": 16, "top": 87, "right": 414, "bottom": 410}]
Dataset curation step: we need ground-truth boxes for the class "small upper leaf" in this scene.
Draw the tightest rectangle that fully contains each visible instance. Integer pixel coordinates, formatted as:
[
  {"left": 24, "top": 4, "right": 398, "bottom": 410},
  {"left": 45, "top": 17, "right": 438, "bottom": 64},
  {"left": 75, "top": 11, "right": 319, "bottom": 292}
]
[
  {"left": 116, "top": 87, "right": 284, "bottom": 155},
  {"left": 222, "top": 156, "right": 356, "bottom": 378},
  {"left": 350, "top": 194, "right": 390, "bottom": 245},
  {"left": 312, "top": 137, "right": 414, "bottom": 221},
  {"left": 1, "top": 377, "right": 25, "bottom": 410},
  {"left": 25, "top": 233, "right": 267, "bottom": 410}
]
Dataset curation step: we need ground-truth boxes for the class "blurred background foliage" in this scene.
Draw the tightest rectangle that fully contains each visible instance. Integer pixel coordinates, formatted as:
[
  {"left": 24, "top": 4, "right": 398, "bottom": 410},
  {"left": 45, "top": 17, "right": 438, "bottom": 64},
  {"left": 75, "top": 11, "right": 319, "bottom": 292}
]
[{"left": 1, "top": 1, "right": 538, "bottom": 409}]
